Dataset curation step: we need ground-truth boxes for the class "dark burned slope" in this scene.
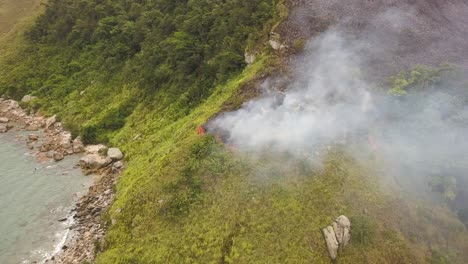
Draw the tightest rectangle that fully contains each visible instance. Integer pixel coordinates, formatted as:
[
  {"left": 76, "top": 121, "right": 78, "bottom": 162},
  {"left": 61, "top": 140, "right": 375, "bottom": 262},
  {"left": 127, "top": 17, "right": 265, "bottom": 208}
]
[{"left": 279, "top": 0, "right": 468, "bottom": 75}]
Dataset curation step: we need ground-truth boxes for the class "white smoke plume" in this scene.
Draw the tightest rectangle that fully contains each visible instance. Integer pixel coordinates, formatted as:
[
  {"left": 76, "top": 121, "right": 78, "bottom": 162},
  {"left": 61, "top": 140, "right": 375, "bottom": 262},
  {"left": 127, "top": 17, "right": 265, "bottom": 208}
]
[
  {"left": 211, "top": 30, "right": 376, "bottom": 155},
  {"left": 209, "top": 12, "right": 468, "bottom": 220}
]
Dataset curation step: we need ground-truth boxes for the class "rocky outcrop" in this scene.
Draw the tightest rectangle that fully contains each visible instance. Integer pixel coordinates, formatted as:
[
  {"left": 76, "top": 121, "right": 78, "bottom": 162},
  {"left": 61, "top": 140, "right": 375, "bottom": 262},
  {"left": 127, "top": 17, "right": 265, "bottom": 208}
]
[
  {"left": 21, "top": 94, "right": 37, "bottom": 103},
  {"left": 245, "top": 52, "right": 256, "bottom": 65},
  {"left": 322, "top": 225, "right": 339, "bottom": 260},
  {"left": 333, "top": 215, "right": 351, "bottom": 247},
  {"left": 45, "top": 115, "right": 57, "bottom": 129},
  {"left": 269, "top": 32, "right": 288, "bottom": 51},
  {"left": 79, "top": 154, "right": 112, "bottom": 171},
  {"left": 35, "top": 130, "right": 80, "bottom": 160},
  {"left": 52, "top": 169, "right": 118, "bottom": 264},
  {"left": 79, "top": 147, "right": 125, "bottom": 174},
  {"left": 107, "top": 148, "right": 123, "bottom": 161},
  {"left": 322, "top": 215, "right": 351, "bottom": 260},
  {"left": 72, "top": 137, "right": 85, "bottom": 153},
  {"left": 59, "top": 131, "right": 72, "bottom": 149},
  {"left": 85, "top": 144, "right": 106, "bottom": 154}
]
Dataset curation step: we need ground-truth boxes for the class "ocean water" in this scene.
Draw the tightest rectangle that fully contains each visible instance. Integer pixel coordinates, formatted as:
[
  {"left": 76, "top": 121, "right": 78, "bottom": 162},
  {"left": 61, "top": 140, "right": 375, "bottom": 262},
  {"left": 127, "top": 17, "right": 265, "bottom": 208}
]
[{"left": 0, "top": 131, "right": 94, "bottom": 264}]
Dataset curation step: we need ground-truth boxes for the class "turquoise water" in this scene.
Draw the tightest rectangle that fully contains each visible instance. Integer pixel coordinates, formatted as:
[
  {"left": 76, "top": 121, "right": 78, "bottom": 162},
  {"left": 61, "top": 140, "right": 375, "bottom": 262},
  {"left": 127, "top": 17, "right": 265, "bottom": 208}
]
[{"left": 0, "top": 131, "right": 94, "bottom": 264}]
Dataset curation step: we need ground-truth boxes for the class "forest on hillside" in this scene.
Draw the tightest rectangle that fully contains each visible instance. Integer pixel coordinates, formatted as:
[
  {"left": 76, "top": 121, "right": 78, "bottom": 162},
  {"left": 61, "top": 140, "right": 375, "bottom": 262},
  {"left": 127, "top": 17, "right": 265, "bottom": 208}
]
[{"left": 1, "top": 0, "right": 281, "bottom": 143}]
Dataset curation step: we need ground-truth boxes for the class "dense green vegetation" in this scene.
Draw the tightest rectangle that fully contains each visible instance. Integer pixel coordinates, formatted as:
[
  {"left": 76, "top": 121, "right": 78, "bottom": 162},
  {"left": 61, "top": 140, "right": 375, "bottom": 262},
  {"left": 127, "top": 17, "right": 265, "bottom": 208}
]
[
  {"left": 0, "top": 0, "right": 282, "bottom": 143},
  {"left": 1, "top": 0, "right": 468, "bottom": 263}
]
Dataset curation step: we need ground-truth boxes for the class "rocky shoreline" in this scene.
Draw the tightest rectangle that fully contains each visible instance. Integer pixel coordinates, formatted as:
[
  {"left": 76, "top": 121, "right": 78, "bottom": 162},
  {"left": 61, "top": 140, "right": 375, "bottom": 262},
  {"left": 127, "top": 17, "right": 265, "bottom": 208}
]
[{"left": 0, "top": 97, "right": 124, "bottom": 264}]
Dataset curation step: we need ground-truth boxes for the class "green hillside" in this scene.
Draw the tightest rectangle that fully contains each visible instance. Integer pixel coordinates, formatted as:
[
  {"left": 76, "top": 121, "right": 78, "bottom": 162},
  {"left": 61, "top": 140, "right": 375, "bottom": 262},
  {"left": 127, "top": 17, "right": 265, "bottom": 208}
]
[{"left": 1, "top": 1, "right": 468, "bottom": 263}]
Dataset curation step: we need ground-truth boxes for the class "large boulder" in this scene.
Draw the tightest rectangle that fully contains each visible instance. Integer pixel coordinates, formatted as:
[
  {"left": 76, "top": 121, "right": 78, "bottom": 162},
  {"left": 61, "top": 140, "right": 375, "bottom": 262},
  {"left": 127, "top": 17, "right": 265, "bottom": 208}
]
[
  {"left": 0, "top": 117, "right": 9, "bottom": 123},
  {"left": 79, "top": 154, "right": 112, "bottom": 170},
  {"left": 72, "top": 137, "right": 85, "bottom": 153},
  {"left": 21, "top": 95, "right": 37, "bottom": 103},
  {"left": 323, "top": 215, "right": 351, "bottom": 260},
  {"left": 59, "top": 131, "right": 72, "bottom": 149},
  {"left": 333, "top": 215, "right": 351, "bottom": 247},
  {"left": 107, "top": 148, "right": 124, "bottom": 161},
  {"left": 85, "top": 144, "right": 107, "bottom": 154},
  {"left": 322, "top": 226, "right": 339, "bottom": 260}
]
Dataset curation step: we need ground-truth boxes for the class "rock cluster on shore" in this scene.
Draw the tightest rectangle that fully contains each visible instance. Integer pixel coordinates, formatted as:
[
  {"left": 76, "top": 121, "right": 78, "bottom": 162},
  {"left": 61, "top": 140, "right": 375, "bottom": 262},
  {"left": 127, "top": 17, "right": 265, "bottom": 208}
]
[
  {"left": 0, "top": 96, "right": 125, "bottom": 264},
  {"left": 79, "top": 145, "right": 124, "bottom": 173},
  {"left": 52, "top": 169, "right": 118, "bottom": 264},
  {"left": 1, "top": 97, "right": 82, "bottom": 160}
]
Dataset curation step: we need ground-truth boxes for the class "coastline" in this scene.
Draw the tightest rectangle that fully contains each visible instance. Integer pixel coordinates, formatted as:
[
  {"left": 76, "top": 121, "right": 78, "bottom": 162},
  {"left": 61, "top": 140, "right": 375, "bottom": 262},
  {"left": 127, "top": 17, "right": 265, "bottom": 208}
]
[{"left": 0, "top": 97, "right": 123, "bottom": 264}]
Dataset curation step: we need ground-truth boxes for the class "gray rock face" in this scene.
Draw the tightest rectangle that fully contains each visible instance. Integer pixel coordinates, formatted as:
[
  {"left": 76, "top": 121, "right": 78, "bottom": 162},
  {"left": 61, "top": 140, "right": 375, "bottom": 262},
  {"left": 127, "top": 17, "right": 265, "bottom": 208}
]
[
  {"left": 79, "top": 154, "right": 112, "bottom": 170},
  {"left": 323, "top": 215, "right": 351, "bottom": 260},
  {"left": 107, "top": 148, "right": 124, "bottom": 161},
  {"left": 322, "top": 226, "right": 339, "bottom": 260},
  {"left": 0, "top": 117, "right": 9, "bottom": 123}
]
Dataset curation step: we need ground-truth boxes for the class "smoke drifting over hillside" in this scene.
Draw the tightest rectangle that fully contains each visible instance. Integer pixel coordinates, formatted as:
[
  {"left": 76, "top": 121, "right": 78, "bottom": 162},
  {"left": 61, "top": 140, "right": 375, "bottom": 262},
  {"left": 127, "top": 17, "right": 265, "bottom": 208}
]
[
  {"left": 211, "top": 31, "right": 371, "bottom": 153},
  {"left": 211, "top": 27, "right": 468, "bottom": 163},
  {"left": 210, "top": 7, "right": 468, "bottom": 221}
]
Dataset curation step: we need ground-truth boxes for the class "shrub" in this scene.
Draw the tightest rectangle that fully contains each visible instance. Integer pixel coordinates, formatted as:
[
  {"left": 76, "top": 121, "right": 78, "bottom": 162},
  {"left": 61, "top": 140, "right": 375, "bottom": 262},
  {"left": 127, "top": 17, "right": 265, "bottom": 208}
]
[
  {"left": 350, "top": 215, "right": 376, "bottom": 246},
  {"left": 80, "top": 124, "right": 99, "bottom": 144}
]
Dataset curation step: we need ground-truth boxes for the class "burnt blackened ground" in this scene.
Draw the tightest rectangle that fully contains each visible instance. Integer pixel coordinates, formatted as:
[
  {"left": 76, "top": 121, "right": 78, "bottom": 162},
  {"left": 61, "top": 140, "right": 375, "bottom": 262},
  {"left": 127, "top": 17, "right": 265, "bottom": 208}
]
[{"left": 278, "top": 0, "right": 468, "bottom": 78}]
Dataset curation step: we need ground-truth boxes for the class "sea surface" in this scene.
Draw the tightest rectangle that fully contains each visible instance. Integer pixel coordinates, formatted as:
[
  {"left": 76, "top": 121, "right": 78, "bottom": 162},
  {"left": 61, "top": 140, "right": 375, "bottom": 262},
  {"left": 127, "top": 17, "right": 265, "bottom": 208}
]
[{"left": 0, "top": 131, "right": 94, "bottom": 264}]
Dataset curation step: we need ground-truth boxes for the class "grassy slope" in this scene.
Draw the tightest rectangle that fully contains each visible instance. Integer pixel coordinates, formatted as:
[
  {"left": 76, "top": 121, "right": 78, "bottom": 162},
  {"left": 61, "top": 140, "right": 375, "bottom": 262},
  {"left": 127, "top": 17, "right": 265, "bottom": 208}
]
[
  {"left": 0, "top": 1, "right": 467, "bottom": 263},
  {"left": 0, "top": 0, "right": 42, "bottom": 34},
  {"left": 0, "top": 0, "right": 42, "bottom": 57},
  {"left": 98, "top": 56, "right": 468, "bottom": 263}
]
